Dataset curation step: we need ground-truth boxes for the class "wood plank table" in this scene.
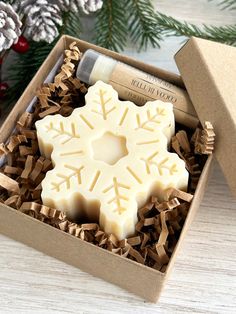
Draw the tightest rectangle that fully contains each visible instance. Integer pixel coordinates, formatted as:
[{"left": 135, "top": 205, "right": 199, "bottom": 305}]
[{"left": 0, "top": 1, "right": 235, "bottom": 313}]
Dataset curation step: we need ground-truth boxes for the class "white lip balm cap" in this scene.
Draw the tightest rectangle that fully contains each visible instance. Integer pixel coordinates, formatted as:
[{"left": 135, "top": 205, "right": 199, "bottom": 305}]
[{"left": 76, "top": 49, "right": 117, "bottom": 85}]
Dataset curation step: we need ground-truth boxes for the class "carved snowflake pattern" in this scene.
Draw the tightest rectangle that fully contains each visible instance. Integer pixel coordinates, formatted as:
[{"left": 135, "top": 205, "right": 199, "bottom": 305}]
[{"left": 36, "top": 81, "right": 188, "bottom": 240}]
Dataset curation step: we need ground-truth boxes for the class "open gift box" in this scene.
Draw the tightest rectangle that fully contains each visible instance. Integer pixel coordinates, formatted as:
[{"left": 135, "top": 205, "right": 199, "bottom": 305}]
[{"left": 0, "top": 35, "right": 235, "bottom": 302}]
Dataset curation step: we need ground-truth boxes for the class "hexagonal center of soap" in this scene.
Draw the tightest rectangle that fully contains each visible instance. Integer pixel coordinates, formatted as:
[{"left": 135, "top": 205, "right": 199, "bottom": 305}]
[{"left": 92, "top": 132, "right": 128, "bottom": 165}]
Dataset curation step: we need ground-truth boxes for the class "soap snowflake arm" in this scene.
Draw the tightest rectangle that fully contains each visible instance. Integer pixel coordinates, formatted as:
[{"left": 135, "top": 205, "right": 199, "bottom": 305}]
[
  {"left": 99, "top": 176, "right": 139, "bottom": 240},
  {"left": 135, "top": 101, "right": 175, "bottom": 142},
  {"left": 85, "top": 80, "right": 119, "bottom": 120},
  {"left": 41, "top": 163, "right": 85, "bottom": 210},
  {"left": 35, "top": 114, "right": 82, "bottom": 159},
  {"left": 137, "top": 149, "right": 188, "bottom": 199}
]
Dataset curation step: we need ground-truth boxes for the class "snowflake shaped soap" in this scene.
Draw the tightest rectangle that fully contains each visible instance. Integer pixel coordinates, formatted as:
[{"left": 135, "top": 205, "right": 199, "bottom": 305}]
[{"left": 36, "top": 81, "right": 189, "bottom": 240}]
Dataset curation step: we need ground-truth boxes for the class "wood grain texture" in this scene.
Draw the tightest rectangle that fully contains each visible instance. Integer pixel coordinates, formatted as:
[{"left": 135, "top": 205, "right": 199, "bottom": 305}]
[{"left": 0, "top": 1, "right": 236, "bottom": 313}]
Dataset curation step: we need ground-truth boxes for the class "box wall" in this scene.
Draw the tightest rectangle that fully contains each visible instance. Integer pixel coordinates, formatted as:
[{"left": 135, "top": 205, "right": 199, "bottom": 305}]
[
  {"left": 165, "top": 155, "right": 213, "bottom": 279},
  {"left": 175, "top": 37, "right": 236, "bottom": 196},
  {"left": 0, "top": 204, "right": 165, "bottom": 302}
]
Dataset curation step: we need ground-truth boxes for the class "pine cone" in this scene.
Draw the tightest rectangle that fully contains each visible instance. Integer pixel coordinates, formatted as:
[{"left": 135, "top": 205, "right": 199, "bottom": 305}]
[
  {"left": 57, "top": 0, "right": 103, "bottom": 14},
  {"left": 80, "top": 0, "right": 103, "bottom": 14},
  {"left": 55, "top": 0, "right": 70, "bottom": 12},
  {"left": 21, "top": 0, "right": 63, "bottom": 43},
  {"left": 0, "top": 1, "right": 22, "bottom": 52}
]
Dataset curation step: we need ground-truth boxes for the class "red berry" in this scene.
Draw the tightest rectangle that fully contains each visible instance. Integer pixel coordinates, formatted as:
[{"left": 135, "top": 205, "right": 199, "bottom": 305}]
[
  {"left": 0, "top": 82, "right": 9, "bottom": 99},
  {"left": 12, "top": 36, "right": 29, "bottom": 53}
]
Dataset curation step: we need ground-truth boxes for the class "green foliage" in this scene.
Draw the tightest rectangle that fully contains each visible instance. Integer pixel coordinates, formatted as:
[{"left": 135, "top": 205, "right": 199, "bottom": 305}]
[
  {"left": 6, "top": 41, "right": 55, "bottom": 106},
  {"left": 126, "top": 0, "right": 162, "bottom": 50},
  {"left": 95, "top": 0, "right": 162, "bottom": 51},
  {"left": 95, "top": 0, "right": 128, "bottom": 51},
  {"left": 156, "top": 12, "right": 236, "bottom": 46},
  {"left": 5, "top": 10, "right": 82, "bottom": 107},
  {"left": 2, "top": 0, "right": 236, "bottom": 108},
  {"left": 217, "top": 0, "right": 236, "bottom": 10},
  {"left": 60, "top": 11, "right": 82, "bottom": 38}
]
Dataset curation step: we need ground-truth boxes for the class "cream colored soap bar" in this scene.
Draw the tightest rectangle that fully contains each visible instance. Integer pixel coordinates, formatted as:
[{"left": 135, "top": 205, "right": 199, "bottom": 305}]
[{"left": 36, "top": 81, "right": 189, "bottom": 240}]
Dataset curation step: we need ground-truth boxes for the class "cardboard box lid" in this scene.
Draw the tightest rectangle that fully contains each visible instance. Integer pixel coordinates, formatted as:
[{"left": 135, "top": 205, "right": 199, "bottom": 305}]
[{"left": 175, "top": 37, "right": 236, "bottom": 197}]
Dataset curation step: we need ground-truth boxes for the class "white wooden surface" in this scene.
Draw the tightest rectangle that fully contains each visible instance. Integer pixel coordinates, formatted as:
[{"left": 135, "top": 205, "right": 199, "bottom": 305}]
[{"left": 1, "top": 1, "right": 236, "bottom": 313}]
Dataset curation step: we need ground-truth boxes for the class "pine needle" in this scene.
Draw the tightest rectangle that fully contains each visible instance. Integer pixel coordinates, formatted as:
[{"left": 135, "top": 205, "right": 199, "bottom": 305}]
[
  {"left": 95, "top": 0, "right": 128, "bottom": 51},
  {"left": 156, "top": 12, "right": 236, "bottom": 46},
  {"left": 213, "top": 0, "right": 236, "bottom": 10},
  {"left": 126, "top": 0, "right": 162, "bottom": 50},
  {"left": 5, "top": 11, "right": 82, "bottom": 106},
  {"left": 2, "top": 0, "right": 236, "bottom": 110}
]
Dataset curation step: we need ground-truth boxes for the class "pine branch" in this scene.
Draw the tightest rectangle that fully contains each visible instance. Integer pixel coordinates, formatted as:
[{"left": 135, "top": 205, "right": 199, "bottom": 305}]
[
  {"left": 156, "top": 12, "right": 236, "bottom": 46},
  {"left": 3, "top": 0, "right": 236, "bottom": 112},
  {"left": 61, "top": 11, "right": 82, "bottom": 37},
  {"left": 214, "top": 0, "right": 236, "bottom": 10},
  {"left": 95, "top": 0, "right": 128, "bottom": 51},
  {"left": 5, "top": 40, "right": 55, "bottom": 106},
  {"left": 5, "top": 11, "right": 82, "bottom": 106},
  {"left": 126, "top": 0, "right": 162, "bottom": 50}
]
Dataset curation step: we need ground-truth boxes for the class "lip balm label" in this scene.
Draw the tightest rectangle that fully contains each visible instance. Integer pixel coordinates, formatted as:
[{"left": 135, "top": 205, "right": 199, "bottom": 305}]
[
  {"left": 109, "top": 62, "right": 197, "bottom": 127},
  {"left": 36, "top": 81, "right": 189, "bottom": 240}
]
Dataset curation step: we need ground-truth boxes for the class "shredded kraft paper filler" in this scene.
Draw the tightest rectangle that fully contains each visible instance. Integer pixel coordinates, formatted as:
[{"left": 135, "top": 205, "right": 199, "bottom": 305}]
[{"left": 0, "top": 42, "right": 215, "bottom": 273}]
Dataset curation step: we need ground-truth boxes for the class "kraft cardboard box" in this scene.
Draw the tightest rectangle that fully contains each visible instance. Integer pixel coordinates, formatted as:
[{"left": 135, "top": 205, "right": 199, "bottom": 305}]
[
  {"left": 175, "top": 38, "right": 236, "bottom": 197},
  {"left": 2, "top": 35, "right": 234, "bottom": 302}
]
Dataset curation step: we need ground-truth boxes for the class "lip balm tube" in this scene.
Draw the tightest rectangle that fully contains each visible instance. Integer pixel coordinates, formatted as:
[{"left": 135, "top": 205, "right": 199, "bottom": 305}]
[{"left": 76, "top": 49, "right": 198, "bottom": 128}]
